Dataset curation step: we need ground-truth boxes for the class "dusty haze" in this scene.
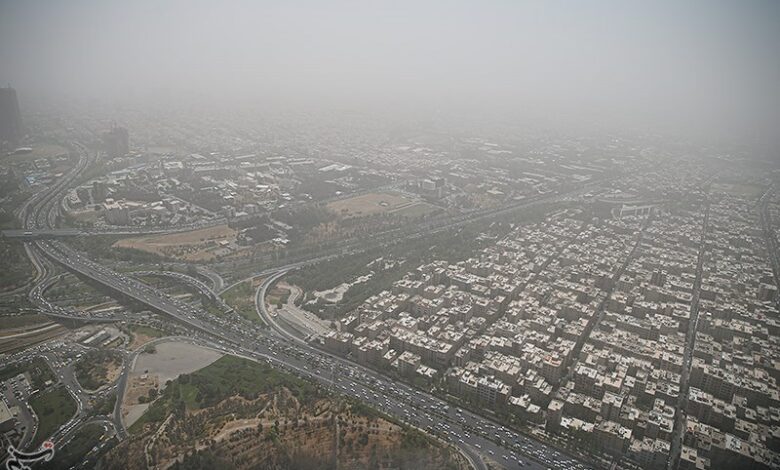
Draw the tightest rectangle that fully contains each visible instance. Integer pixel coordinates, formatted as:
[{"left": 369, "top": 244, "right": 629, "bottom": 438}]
[{"left": 1, "top": 0, "right": 779, "bottom": 150}]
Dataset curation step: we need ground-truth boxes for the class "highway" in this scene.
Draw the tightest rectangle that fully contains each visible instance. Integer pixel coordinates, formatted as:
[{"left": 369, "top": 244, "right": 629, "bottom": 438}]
[
  {"left": 195, "top": 266, "right": 225, "bottom": 292},
  {"left": 127, "top": 270, "right": 232, "bottom": 313},
  {"left": 666, "top": 201, "right": 711, "bottom": 470},
  {"left": 2, "top": 220, "right": 229, "bottom": 239},
  {"left": 2, "top": 337, "right": 123, "bottom": 453},
  {"left": 254, "top": 274, "right": 592, "bottom": 470},
  {"left": 758, "top": 186, "right": 780, "bottom": 308},
  {"left": 29, "top": 223, "right": 591, "bottom": 469},
  {"left": 13, "top": 141, "right": 594, "bottom": 469}
]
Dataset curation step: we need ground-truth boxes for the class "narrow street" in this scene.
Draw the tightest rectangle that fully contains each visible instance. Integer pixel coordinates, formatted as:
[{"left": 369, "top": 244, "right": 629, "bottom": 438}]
[{"left": 667, "top": 201, "right": 710, "bottom": 470}]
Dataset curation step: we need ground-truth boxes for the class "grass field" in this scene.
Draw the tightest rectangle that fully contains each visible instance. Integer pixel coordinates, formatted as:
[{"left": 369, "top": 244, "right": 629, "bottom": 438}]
[
  {"left": 221, "top": 277, "right": 265, "bottom": 325},
  {"left": 30, "top": 386, "right": 77, "bottom": 446}
]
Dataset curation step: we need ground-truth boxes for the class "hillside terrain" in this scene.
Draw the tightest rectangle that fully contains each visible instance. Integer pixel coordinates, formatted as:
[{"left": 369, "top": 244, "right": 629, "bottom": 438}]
[{"left": 101, "top": 355, "right": 468, "bottom": 470}]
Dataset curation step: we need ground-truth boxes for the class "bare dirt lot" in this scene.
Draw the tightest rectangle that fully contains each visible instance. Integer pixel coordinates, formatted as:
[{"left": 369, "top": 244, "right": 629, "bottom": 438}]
[
  {"left": 113, "top": 224, "right": 237, "bottom": 261},
  {"left": 125, "top": 324, "right": 164, "bottom": 350},
  {"left": 136, "top": 341, "right": 224, "bottom": 385},
  {"left": 327, "top": 192, "right": 414, "bottom": 218}
]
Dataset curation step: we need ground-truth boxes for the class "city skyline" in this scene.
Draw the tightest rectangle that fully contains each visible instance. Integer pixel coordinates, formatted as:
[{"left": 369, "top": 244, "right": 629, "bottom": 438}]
[{"left": 0, "top": 2, "right": 778, "bottom": 470}]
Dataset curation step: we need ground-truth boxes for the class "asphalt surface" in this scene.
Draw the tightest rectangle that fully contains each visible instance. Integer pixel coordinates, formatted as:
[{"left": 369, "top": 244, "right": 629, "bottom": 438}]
[
  {"left": 12, "top": 141, "right": 596, "bottom": 470},
  {"left": 33, "top": 222, "right": 594, "bottom": 469},
  {"left": 666, "top": 202, "right": 710, "bottom": 470}
]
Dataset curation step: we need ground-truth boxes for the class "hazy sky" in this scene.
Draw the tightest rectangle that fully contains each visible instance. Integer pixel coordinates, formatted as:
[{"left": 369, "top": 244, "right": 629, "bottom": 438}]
[{"left": 1, "top": 1, "right": 779, "bottom": 146}]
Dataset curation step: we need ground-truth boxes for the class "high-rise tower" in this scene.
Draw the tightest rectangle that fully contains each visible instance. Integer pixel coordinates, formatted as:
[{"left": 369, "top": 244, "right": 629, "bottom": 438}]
[
  {"left": 0, "top": 87, "right": 23, "bottom": 146},
  {"left": 102, "top": 125, "right": 129, "bottom": 157}
]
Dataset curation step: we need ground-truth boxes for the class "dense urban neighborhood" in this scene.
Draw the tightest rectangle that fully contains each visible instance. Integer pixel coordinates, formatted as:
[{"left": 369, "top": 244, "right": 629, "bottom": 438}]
[
  {"left": 1, "top": 96, "right": 777, "bottom": 470},
  {"left": 1, "top": 2, "right": 779, "bottom": 469}
]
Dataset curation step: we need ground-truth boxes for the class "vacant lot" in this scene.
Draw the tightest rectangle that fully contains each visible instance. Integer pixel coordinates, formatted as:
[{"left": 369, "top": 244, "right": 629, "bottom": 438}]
[
  {"left": 327, "top": 192, "right": 415, "bottom": 218},
  {"left": 113, "top": 225, "right": 237, "bottom": 261},
  {"left": 125, "top": 324, "right": 166, "bottom": 349},
  {"left": 30, "top": 386, "right": 77, "bottom": 446},
  {"left": 135, "top": 341, "right": 224, "bottom": 386},
  {"left": 123, "top": 341, "right": 222, "bottom": 428}
]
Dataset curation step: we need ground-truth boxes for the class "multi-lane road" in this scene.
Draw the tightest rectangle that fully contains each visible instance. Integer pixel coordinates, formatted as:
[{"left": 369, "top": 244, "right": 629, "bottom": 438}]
[
  {"left": 13, "top": 141, "right": 596, "bottom": 469},
  {"left": 758, "top": 186, "right": 780, "bottom": 308},
  {"left": 34, "top": 229, "right": 591, "bottom": 469}
]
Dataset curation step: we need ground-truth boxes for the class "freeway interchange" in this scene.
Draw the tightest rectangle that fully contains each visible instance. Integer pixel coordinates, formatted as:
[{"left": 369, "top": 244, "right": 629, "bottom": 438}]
[{"left": 13, "top": 143, "right": 594, "bottom": 470}]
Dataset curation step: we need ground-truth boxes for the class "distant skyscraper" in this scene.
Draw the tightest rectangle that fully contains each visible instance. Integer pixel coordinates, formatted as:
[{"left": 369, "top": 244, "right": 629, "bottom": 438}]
[
  {"left": 102, "top": 125, "right": 129, "bottom": 157},
  {"left": 0, "top": 87, "right": 23, "bottom": 146}
]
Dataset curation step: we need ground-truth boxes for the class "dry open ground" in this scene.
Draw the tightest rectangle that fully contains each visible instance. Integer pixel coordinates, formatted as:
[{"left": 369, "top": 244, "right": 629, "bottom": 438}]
[
  {"left": 327, "top": 192, "right": 414, "bottom": 218},
  {"left": 113, "top": 224, "right": 237, "bottom": 261}
]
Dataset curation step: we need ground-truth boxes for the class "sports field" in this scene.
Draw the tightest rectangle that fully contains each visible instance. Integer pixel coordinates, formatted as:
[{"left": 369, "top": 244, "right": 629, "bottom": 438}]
[{"left": 327, "top": 192, "right": 440, "bottom": 219}]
